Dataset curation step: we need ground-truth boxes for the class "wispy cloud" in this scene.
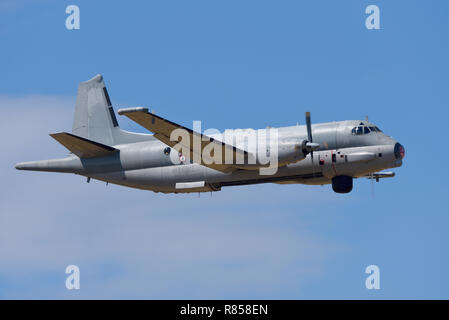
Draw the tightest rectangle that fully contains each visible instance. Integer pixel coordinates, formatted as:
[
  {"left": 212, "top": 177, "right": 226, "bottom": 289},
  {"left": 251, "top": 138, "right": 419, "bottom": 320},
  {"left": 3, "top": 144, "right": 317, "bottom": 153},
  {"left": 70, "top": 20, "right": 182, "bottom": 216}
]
[{"left": 0, "top": 95, "right": 345, "bottom": 299}]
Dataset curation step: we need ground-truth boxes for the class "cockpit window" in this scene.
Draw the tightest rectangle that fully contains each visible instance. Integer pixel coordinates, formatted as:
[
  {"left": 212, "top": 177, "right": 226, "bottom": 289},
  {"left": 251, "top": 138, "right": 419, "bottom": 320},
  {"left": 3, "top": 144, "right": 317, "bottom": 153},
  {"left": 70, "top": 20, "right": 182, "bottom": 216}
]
[
  {"left": 351, "top": 124, "right": 378, "bottom": 135},
  {"left": 351, "top": 126, "right": 364, "bottom": 135}
]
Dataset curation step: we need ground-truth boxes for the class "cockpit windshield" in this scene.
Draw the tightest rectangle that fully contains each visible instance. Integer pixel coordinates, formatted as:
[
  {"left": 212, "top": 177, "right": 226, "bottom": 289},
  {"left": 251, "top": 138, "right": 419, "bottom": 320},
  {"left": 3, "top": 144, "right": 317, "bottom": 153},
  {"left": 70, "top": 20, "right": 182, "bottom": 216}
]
[{"left": 351, "top": 122, "right": 382, "bottom": 135}]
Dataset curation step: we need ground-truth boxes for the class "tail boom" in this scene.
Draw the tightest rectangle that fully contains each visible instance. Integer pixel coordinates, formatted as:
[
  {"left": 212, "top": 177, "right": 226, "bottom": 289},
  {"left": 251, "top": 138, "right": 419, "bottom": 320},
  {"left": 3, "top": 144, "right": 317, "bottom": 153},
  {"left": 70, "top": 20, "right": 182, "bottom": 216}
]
[{"left": 15, "top": 157, "right": 82, "bottom": 173}]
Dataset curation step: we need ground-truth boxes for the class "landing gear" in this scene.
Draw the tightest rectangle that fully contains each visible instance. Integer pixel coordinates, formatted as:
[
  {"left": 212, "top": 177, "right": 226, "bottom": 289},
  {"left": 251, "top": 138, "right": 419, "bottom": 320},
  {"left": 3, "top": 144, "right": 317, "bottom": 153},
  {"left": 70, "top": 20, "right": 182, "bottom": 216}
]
[{"left": 332, "top": 175, "right": 353, "bottom": 194}]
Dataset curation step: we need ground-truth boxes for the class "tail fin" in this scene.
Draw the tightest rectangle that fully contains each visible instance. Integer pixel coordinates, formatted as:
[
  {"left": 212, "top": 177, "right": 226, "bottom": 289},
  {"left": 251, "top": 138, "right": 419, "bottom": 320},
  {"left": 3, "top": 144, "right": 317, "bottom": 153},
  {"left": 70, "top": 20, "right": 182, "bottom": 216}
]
[{"left": 72, "top": 74, "right": 154, "bottom": 145}]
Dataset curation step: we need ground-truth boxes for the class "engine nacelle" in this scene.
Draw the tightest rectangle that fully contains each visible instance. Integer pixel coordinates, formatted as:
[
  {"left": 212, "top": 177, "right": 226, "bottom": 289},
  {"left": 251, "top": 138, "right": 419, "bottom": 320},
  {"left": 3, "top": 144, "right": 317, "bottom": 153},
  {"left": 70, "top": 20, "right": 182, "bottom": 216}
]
[
  {"left": 332, "top": 175, "right": 353, "bottom": 193},
  {"left": 234, "top": 139, "right": 310, "bottom": 170},
  {"left": 277, "top": 139, "right": 309, "bottom": 166}
]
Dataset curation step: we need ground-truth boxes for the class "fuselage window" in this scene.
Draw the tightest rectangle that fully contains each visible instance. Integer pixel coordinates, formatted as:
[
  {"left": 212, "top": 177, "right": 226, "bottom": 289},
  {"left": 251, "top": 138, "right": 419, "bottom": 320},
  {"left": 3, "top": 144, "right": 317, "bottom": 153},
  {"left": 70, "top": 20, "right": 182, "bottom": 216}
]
[{"left": 163, "top": 147, "right": 171, "bottom": 155}]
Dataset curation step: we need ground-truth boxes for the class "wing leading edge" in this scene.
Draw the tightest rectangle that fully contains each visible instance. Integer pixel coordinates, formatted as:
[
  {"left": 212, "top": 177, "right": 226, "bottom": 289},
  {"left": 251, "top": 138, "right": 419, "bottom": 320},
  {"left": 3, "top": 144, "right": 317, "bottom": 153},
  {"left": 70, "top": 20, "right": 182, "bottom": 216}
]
[{"left": 118, "top": 107, "right": 248, "bottom": 172}]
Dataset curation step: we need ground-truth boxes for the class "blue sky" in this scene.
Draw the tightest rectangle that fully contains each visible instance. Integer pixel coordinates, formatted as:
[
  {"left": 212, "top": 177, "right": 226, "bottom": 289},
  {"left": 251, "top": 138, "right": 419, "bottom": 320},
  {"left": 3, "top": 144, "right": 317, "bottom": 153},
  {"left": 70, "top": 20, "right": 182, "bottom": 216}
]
[{"left": 1, "top": 0, "right": 448, "bottom": 299}]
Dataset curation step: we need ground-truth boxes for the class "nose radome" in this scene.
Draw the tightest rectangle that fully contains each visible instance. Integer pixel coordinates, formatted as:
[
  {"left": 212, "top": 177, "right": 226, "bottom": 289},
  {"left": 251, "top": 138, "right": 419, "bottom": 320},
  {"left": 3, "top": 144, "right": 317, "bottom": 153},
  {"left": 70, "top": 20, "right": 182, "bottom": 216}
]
[{"left": 394, "top": 142, "right": 405, "bottom": 159}]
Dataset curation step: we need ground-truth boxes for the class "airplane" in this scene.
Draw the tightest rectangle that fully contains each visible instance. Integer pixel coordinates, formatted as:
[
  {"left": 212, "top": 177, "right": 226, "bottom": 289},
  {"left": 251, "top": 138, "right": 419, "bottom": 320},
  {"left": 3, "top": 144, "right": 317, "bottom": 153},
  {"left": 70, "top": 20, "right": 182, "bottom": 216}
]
[{"left": 15, "top": 74, "right": 405, "bottom": 194}]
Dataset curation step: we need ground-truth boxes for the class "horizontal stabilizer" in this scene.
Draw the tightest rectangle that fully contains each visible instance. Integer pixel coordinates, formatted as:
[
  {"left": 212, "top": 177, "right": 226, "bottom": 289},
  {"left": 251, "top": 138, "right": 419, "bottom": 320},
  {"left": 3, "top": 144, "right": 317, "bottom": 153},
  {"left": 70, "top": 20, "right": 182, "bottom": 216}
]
[{"left": 50, "top": 132, "right": 118, "bottom": 158}]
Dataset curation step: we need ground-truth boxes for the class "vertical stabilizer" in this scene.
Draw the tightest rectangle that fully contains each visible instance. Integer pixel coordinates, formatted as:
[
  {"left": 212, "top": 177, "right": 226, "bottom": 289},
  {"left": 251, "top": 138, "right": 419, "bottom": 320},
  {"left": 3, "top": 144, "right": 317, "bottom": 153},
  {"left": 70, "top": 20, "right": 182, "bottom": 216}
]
[
  {"left": 72, "top": 74, "right": 154, "bottom": 146},
  {"left": 72, "top": 74, "right": 118, "bottom": 145}
]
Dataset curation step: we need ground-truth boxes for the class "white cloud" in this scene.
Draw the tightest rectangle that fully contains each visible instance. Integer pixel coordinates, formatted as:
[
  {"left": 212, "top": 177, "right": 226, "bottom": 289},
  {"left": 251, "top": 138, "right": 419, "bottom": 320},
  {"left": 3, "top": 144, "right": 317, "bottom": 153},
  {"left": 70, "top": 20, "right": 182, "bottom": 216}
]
[{"left": 0, "top": 95, "right": 345, "bottom": 299}]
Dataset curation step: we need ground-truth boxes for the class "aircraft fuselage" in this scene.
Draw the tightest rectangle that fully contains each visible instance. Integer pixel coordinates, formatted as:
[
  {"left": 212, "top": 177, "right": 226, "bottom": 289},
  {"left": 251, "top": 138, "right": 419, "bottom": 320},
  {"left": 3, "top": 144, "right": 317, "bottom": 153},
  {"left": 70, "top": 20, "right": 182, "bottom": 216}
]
[
  {"left": 17, "top": 120, "right": 403, "bottom": 193},
  {"left": 15, "top": 75, "right": 404, "bottom": 194}
]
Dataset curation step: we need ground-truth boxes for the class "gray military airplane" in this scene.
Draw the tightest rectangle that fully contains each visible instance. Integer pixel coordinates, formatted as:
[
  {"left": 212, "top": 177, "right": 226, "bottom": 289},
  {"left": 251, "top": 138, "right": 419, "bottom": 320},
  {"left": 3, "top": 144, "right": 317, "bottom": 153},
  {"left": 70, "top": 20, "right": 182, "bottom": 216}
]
[{"left": 15, "top": 75, "right": 405, "bottom": 194}]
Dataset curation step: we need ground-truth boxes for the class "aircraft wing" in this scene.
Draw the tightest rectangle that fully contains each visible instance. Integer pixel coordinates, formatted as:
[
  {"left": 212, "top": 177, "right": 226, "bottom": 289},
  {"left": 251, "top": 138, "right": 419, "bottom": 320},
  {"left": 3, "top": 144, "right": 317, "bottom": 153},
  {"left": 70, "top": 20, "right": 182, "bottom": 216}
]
[{"left": 117, "top": 107, "right": 248, "bottom": 172}]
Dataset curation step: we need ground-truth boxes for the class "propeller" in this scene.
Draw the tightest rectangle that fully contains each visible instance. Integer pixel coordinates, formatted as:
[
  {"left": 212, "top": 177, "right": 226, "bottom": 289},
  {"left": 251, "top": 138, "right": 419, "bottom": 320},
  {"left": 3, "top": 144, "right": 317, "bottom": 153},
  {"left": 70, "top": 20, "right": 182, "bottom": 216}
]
[
  {"left": 305, "top": 112, "right": 312, "bottom": 142},
  {"left": 305, "top": 112, "right": 319, "bottom": 157}
]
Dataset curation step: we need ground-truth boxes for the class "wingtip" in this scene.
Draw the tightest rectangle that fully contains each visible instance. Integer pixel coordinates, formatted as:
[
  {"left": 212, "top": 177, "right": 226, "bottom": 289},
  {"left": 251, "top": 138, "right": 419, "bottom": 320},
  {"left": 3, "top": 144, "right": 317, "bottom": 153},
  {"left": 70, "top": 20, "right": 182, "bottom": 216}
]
[
  {"left": 49, "top": 132, "right": 65, "bottom": 138},
  {"left": 117, "top": 107, "right": 149, "bottom": 115}
]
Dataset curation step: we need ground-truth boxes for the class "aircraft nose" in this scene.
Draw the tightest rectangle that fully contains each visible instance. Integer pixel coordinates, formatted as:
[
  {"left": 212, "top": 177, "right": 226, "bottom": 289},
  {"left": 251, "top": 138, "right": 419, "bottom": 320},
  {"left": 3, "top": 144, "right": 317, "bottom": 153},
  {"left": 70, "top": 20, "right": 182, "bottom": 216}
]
[{"left": 394, "top": 142, "right": 405, "bottom": 160}]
